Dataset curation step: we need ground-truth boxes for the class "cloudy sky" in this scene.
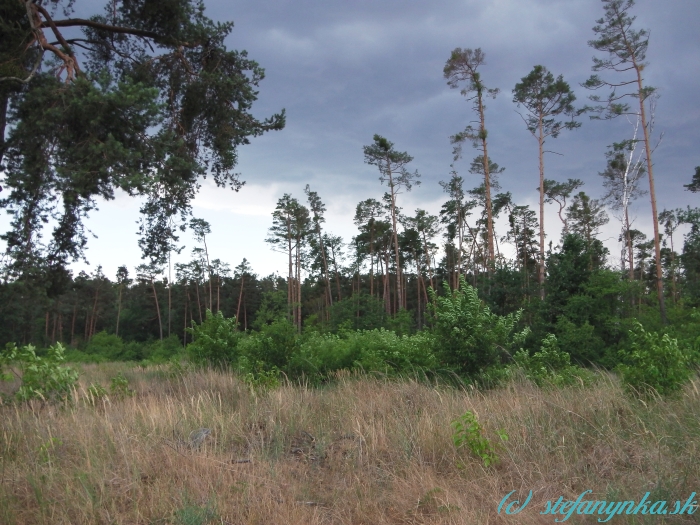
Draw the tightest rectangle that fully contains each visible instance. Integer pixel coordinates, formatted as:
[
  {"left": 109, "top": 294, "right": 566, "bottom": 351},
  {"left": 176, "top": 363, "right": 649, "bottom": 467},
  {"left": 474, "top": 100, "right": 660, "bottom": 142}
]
[{"left": 10, "top": 0, "right": 700, "bottom": 280}]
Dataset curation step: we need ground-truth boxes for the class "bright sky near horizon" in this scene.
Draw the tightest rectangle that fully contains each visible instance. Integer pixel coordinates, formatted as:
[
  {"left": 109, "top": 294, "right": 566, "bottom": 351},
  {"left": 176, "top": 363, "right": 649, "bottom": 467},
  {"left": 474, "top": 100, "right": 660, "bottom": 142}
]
[{"left": 2, "top": 0, "right": 698, "bottom": 281}]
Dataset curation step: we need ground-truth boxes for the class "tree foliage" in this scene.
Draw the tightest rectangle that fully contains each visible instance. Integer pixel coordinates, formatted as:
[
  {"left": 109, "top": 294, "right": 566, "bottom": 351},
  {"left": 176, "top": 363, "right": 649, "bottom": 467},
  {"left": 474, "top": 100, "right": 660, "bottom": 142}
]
[{"left": 0, "top": 0, "right": 285, "bottom": 290}]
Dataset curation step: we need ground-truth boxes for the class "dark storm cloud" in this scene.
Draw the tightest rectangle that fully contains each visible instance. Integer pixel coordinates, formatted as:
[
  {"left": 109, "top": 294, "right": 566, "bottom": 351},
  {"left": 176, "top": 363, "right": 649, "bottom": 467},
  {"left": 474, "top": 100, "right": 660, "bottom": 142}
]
[{"left": 203, "top": 0, "right": 698, "bottom": 218}]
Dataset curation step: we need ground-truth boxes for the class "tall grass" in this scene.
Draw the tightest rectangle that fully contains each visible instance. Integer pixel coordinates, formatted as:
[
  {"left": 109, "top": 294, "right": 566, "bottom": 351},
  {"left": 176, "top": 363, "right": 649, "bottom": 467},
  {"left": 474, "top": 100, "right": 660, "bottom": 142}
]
[{"left": 1, "top": 364, "right": 699, "bottom": 524}]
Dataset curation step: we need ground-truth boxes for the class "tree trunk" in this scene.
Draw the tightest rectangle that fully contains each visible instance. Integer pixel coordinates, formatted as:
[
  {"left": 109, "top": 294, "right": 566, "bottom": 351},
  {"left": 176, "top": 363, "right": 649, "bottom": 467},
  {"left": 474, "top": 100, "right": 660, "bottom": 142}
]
[
  {"left": 202, "top": 236, "right": 213, "bottom": 312},
  {"left": 625, "top": 207, "right": 634, "bottom": 282},
  {"left": 537, "top": 112, "right": 546, "bottom": 299},
  {"left": 151, "top": 277, "right": 163, "bottom": 341},
  {"left": 387, "top": 164, "right": 403, "bottom": 310},
  {"left": 317, "top": 228, "right": 333, "bottom": 307},
  {"left": 116, "top": 284, "right": 123, "bottom": 337},
  {"left": 168, "top": 251, "right": 172, "bottom": 335},
  {"left": 370, "top": 225, "right": 375, "bottom": 297},
  {"left": 287, "top": 214, "right": 293, "bottom": 323},
  {"left": 89, "top": 287, "right": 99, "bottom": 341},
  {"left": 479, "top": 92, "right": 495, "bottom": 268},
  {"left": 184, "top": 287, "right": 189, "bottom": 345},
  {"left": 329, "top": 242, "right": 342, "bottom": 302},
  {"left": 71, "top": 304, "right": 76, "bottom": 347},
  {"left": 194, "top": 281, "right": 203, "bottom": 323},
  {"left": 634, "top": 53, "right": 666, "bottom": 323},
  {"left": 236, "top": 275, "right": 245, "bottom": 330}
]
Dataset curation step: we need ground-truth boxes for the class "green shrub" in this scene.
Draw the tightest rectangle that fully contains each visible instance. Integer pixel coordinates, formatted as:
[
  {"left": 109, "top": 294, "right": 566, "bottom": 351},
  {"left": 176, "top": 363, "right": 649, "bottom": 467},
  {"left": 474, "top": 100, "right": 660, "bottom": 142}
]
[
  {"left": 238, "top": 319, "right": 298, "bottom": 372},
  {"left": 186, "top": 310, "right": 240, "bottom": 367},
  {"left": 0, "top": 342, "right": 79, "bottom": 402},
  {"left": 512, "top": 333, "right": 593, "bottom": 387},
  {"left": 553, "top": 317, "right": 605, "bottom": 365},
  {"left": 85, "top": 383, "right": 108, "bottom": 405},
  {"left": 143, "top": 335, "right": 184, "bottom": 363},
  {"left": 429, "top": 276, "right": 527, "bottom": 377},
  {"left": 288, "top": 329, "right": 437, "bottom": 380},
  {"left": 288, "top": 332, "right": 358, "bottom": 378},
  {"left": 353, "top": 329, "right": 437, "bottom": 374},
  {"left": 110, "top": 372, "right": 134, "bottom": 398},
  {"left": 451, "top": 410, "right": 508, "bottom": 468},
  {"left": 617, "top": 322, "right": 693, "bottom": 397},
  {"left": 63, "top": 348, "right": 108, "bottom": 364},
  {"left": 242, "top": 363, "right": 281, "bottom": 391},
  {"left": 85, "top": 331, "right": 124, "bottom": 359}
]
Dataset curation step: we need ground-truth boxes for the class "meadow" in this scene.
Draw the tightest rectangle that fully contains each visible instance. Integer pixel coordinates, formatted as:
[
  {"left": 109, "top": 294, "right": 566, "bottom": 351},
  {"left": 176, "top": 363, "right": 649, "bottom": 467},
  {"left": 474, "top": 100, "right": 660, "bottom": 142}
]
[{"left": 2, "top": 363, "right": 699, "bottom": 525}]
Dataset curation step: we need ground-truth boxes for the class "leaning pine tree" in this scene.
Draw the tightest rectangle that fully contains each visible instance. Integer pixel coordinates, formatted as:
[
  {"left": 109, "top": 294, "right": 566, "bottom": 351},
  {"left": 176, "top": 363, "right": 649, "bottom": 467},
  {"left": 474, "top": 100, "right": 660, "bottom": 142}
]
[{"left": 584, "top": 0, "right": 667, "bottom": 322}]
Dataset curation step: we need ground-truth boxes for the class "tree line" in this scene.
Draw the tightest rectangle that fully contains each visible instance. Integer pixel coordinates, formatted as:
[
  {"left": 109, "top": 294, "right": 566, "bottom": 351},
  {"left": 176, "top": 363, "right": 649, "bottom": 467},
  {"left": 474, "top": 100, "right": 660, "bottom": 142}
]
[{"left": 1, "top": 0, "right": 699, "bottom": 362}]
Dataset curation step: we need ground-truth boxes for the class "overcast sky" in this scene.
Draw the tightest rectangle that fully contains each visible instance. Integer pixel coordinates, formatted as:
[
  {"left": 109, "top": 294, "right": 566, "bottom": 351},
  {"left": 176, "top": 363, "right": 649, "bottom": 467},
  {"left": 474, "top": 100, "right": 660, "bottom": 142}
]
[{"left": 7, "top": 0, "right": 700, "bottom": 280}]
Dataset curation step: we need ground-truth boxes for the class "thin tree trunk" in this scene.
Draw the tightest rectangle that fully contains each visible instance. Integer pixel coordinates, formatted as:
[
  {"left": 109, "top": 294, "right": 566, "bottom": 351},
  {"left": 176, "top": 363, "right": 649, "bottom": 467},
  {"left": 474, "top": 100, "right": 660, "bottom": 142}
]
[
  {"left": 89, "top": 287, "right": 99, "bottom": 340},
  {"left": 625, "top": 207, "right": 634, "bottom": 282},
  {"left": 194, "top": 281, "right": 203, "bottom": 323},
  {"left": 184, "top": 287, "right": 189, "bottom": 345},
  {"left": 116, "top": 284, "right": 123, "bottom": 337},
  {"left": 633, "top": 46, "right": 666, "bottom": 323},
  {"left": 329, "top": 243, "right": 342, "bottom": 302},
  {"left": 387, "top": 167, "right": 403, "bottom": 310},
  {"left": 537, "top": 111, "right": 546, "bottom": 299},
  {"left": 236, "top": 275, "right": 245, "bottom": 330},
  {"left": 287, "top": 215, "right": 293, "bottom": 323},
  {"left": 202, "top": 236, "right": 213, "bottom": 312},
  {"left": 318, "top": 229, "right": 333, "bottom": 307},
  {"left": 168, "top": 250, "right": 172, "bottom": 336},
  {"left": 151, "top": 277, "right": 163, "bottom": 341},
  {"left": 479, "top": 92, "right": 495, "bottom": 268},
  {"left": 71, "top": 304, "right": 76, "bottom": 347}
]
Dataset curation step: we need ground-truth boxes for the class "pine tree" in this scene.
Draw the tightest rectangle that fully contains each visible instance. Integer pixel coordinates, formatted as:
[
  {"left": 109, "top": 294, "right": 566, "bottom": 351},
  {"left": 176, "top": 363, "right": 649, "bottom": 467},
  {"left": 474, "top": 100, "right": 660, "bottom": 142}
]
[
  {"left": 513, "top": 65, "right": 583, "bottom": 295},
  {"left": 444, "top": 48, "right": 499, "bottom": 266},
  {"left": 584, "top": 0, "right": 666, "bottom": 322},
  {"left": 363, "top": 135, "right": 420, "bottom": 311}
]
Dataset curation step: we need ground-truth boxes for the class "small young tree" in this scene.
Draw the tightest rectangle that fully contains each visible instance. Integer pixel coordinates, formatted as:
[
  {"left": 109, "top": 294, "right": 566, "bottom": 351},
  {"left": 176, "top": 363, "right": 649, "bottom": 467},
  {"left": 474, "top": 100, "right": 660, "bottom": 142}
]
[
  {"left": 566, "top": 192, "right": 610, "bottom": 268},
  {"left": 363, "top": 135, "right": 421, "bottom": 311},
  {"left": 444, "top": 48, "right": 499, "bottom": 266},
  {"left": 513, "top": 65, "right": 583, "bottom": 295},
  {"left": 584, "top": 0, "right": 666, "bottom": 322}
]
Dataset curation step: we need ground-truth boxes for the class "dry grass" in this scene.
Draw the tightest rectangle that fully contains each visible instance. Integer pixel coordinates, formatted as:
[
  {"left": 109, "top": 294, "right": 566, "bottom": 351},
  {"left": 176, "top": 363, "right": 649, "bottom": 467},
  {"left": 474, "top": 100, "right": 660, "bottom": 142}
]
[{"left": 1, "top": 363, "right": 699, "bottom": 524}]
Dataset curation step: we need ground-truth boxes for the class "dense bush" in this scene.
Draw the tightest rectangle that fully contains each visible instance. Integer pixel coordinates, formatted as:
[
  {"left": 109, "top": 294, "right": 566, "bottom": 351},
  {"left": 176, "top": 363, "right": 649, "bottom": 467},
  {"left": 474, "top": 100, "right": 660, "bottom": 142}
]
[
  {"left": 1, "top": 342, "right": 78, "bottom": 402},
  {"left": 617, "top": 322, "right": 693, "bottom": 397},
  {"left": 429, "top": 276, "right": 527, "bottom": 377},
  {"left": 512, "top": 334, "right": 594, "bottom": 387},
  {"left": 238, "top": 319, "right": 299, "bottom": 371},
  {"left": 288, "top": 329, "right": 436, "bottom": 379},
  {"left": 186, "top": 310, "right": 241, "bottom": 366}
]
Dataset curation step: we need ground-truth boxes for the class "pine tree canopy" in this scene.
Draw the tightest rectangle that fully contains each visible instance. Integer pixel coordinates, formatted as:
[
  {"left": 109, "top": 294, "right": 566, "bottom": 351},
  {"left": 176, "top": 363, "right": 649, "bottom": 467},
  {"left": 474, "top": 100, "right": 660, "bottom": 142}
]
[{"left": 0, "top": 0, "right": 285, "bottom": 292}]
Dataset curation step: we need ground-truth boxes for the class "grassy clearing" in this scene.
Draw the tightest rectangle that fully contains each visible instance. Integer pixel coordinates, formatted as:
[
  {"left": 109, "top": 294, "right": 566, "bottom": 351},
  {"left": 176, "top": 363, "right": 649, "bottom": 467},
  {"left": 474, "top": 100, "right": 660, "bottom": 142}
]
[{"left": 1, "top": 365, "right": 699, "bottom": 524}]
